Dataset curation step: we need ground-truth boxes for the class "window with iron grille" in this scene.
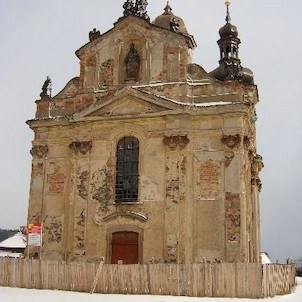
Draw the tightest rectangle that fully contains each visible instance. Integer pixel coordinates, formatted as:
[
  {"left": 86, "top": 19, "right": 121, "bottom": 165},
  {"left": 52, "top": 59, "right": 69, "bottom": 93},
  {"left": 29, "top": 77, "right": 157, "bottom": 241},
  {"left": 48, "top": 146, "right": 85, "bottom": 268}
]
[{"left": 115, "top": 137, "right": 139, "bottom": 202}]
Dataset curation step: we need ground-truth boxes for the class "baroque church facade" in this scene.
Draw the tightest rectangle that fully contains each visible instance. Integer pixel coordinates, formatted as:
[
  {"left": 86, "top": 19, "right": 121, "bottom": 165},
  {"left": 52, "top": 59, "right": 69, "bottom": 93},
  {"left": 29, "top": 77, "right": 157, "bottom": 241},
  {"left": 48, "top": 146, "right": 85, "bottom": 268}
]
[{"left": 27, "top": 1, "right": 263, "bottom": 263}]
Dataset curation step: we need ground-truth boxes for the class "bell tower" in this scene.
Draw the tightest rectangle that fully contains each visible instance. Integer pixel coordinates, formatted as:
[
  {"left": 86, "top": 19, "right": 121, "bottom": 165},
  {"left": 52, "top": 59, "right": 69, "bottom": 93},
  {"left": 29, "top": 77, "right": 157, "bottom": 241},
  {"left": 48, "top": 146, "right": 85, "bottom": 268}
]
[{"left": 210, "top": 0, "right": 254, "bottom": 84}]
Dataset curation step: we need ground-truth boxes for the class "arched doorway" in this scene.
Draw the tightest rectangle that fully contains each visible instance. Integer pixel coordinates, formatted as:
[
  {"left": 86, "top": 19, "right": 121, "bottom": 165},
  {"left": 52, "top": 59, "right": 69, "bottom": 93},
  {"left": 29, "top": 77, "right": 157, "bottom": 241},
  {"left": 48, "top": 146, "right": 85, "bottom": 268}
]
[
  {"left": 107, "top": 226, "right": 143, "bottom": 264},
  {"left": 111, "top": 231, "right": 139, "bottom": 264}
]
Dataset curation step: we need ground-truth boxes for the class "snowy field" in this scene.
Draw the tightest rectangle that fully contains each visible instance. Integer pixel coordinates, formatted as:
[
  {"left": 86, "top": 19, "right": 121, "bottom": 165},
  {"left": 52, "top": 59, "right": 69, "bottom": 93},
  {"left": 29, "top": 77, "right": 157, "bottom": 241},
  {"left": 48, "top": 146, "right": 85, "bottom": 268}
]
[{"left": 0, "top": 277, "right": 301, "bottom": 302}]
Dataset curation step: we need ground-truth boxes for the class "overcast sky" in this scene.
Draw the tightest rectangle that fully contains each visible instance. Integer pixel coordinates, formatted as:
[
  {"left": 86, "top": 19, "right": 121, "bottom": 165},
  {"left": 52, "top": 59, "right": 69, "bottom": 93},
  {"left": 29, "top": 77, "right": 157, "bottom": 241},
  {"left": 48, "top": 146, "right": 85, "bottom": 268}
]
[{"left": 0, "top": 0, "right": 301, "bottom": 262}]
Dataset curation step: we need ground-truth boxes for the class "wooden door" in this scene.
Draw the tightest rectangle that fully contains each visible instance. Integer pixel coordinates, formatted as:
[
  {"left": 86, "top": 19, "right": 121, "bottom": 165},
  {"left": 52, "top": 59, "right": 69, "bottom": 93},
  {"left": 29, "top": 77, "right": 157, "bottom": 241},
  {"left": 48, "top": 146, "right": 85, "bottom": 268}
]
[{"left": 111, "top": 231, "right": 139, "bottom": 264}]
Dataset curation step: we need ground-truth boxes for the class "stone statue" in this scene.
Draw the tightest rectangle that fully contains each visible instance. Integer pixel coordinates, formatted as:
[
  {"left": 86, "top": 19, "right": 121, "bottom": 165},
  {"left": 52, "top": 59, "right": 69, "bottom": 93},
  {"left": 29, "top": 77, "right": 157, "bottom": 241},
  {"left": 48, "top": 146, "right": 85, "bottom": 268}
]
[
  {"left": 122, "top": 0, "right": 149, "bottom": 22},
  {"left": 135, "top": 0, "right": 149, "bottom": 21},
  {"left": 224, "top": 60, "right": 243, "bottom": 81},
  {"left": 124, "top": 43, "right": 140, "bottom": 81},
  {"left": 170, "top": 18, "right": 180, "bottom": 32},
  {"left": 123, "top": 0, "right": 135, "bottom": 16},
  {"left": 40, "top": 76, "right": 52, "bottom": 98},
  {"left": 89, "top": 28, "right": 101, "bottom": 42}
]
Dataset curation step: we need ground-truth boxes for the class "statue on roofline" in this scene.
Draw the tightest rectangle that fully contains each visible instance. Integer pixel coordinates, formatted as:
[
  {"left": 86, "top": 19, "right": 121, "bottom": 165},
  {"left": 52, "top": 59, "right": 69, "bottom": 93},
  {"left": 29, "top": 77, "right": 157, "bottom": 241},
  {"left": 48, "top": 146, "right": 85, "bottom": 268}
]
[
  {"left": 135, "top": 0, "right": 149, "bottom": 21},
  {"left": 122, "top": 0, "right": 150, "bottom": 22},
  {"left": 40, "top": 76, "right": 52, "bottom": 99},
  {"left": 123, "top": 0, "right": 135, "bottom": 16},
  {"left": 89, "top": 28, "right": 101, "bottom": 42},
  {"left": 170, "top": 18, "right": 180, "bottom": 32}
]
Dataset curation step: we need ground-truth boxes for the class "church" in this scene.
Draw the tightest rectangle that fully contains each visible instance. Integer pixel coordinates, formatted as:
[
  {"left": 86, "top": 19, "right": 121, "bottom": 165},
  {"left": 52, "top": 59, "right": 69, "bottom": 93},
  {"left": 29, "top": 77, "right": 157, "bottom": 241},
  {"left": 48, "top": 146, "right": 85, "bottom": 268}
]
[{"left": 26, "top": 0, "right": 263, "bottom": 264}]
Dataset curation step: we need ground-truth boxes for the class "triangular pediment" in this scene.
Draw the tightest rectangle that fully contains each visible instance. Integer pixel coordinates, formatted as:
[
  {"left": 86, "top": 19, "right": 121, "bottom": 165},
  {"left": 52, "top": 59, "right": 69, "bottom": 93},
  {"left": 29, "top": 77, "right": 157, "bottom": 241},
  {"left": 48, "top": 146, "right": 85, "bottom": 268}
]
[
  {"left": 89, "top": 96, "right": 165, "bottom": 117},
  {"left": 73, "top": 87, "right": 183, "bottom": 121}
]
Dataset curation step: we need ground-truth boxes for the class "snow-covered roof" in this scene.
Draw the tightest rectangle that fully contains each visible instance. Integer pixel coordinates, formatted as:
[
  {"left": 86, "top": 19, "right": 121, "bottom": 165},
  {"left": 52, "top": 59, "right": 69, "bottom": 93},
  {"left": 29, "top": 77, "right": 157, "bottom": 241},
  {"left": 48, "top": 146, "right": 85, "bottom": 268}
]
[
  {"left": 0, "top": 251, "right": 23, "bottom": 258},
  {"left": 0, "top": 232, "right": 26, "bottom": 249}
]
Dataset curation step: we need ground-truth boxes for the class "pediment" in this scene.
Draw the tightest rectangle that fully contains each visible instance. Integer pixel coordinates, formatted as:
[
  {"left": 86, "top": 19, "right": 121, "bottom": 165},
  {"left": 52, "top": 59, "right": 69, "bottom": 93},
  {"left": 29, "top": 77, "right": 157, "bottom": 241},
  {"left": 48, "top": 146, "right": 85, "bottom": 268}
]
[
  {"left": 73, "top": 88, "right": 183, "bottom": 120},
  {"left": 89, "top": 96, "right": 166, "bottom": 117}
]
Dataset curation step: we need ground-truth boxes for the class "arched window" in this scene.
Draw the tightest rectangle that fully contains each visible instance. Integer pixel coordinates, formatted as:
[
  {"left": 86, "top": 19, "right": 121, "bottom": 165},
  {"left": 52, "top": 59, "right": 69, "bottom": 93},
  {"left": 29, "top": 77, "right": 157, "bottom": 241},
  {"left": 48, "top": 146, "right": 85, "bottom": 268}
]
[{"left": 115, "top": 137, "right": 139, "bottom": 202}]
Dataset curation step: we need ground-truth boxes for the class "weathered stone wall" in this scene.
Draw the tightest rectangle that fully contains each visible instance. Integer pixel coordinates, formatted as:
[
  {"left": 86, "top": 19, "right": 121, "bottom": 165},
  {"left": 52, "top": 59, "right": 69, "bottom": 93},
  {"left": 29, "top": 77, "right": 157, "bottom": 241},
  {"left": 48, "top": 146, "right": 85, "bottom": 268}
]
[{"left": 28, "top": 108, "right": 260, "bottom": 263}]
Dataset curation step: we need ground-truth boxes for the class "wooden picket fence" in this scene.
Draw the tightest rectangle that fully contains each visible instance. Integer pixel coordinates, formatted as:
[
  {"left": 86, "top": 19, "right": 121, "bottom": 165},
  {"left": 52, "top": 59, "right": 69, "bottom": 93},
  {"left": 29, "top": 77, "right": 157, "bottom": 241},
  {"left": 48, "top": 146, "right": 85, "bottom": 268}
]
[{"left": 0, "top": 258, "right": 296, "bottom": 298}]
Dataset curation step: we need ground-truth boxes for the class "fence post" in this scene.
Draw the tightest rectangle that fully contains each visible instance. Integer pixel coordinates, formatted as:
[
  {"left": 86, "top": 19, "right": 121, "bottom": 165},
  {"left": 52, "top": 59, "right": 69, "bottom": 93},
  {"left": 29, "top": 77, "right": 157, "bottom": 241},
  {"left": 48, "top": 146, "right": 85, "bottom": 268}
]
[{"left": 147, "top": 263, "right": 151, "bottom": 294}]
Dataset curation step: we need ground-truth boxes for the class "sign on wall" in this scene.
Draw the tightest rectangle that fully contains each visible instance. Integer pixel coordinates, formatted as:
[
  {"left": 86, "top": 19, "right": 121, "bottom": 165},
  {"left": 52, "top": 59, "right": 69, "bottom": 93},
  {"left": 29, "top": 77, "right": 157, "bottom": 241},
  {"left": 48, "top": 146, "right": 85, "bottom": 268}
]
[{"left": 28, "top": 222, "right": 42, "bottom": 247}]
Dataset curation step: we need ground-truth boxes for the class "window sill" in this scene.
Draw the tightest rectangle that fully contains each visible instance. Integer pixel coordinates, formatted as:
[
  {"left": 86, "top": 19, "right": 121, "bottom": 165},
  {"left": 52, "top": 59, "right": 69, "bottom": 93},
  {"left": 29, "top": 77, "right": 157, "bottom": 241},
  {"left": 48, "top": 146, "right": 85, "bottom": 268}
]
[{"left": 113, "top": 201, "right": 143, "bottom": 205}]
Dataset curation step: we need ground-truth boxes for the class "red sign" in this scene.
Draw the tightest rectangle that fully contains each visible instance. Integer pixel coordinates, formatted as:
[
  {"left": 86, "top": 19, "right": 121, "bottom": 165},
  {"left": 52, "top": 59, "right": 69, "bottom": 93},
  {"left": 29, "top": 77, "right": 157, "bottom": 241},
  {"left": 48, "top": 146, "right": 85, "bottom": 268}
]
[{"left": 28, "top": 223, "right": 42, "bottom": 246}]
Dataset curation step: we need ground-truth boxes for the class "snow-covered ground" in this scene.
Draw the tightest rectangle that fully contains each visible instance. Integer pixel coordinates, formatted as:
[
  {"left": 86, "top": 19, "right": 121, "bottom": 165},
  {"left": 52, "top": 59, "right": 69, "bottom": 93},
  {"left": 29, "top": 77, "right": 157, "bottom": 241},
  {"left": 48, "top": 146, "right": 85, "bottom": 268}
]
[{"left": 0, "top": 277, "right": 301, "bottom": 302}]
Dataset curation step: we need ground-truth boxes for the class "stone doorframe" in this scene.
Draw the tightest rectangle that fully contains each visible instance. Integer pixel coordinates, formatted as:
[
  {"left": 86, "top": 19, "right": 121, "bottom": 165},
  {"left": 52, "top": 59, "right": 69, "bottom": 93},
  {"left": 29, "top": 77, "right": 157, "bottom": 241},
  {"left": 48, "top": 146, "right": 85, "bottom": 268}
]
[{"left": 106, "top": 225, "right": 144, "bottom": 264}]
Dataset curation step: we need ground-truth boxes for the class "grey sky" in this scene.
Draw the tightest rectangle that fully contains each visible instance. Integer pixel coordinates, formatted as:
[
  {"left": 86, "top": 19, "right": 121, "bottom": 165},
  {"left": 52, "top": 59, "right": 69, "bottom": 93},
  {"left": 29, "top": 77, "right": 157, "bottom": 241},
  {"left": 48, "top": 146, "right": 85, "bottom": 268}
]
[{"left": 0, "top": 0, "right": 301, "bottom": 262}]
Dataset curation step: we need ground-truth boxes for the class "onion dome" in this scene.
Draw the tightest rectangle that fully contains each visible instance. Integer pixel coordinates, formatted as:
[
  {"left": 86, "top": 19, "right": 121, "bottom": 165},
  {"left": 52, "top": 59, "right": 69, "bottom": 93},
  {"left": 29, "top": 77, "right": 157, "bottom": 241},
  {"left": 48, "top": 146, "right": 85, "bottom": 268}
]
[
  {"left": 219, "top": 22, "right": 239, "bottom": 40},
  {"left": 152, "top": 2, "right": 188, "bottom": 34},
  {"left": 218, "top": 1, "right": 238, "bottom": 40}
]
